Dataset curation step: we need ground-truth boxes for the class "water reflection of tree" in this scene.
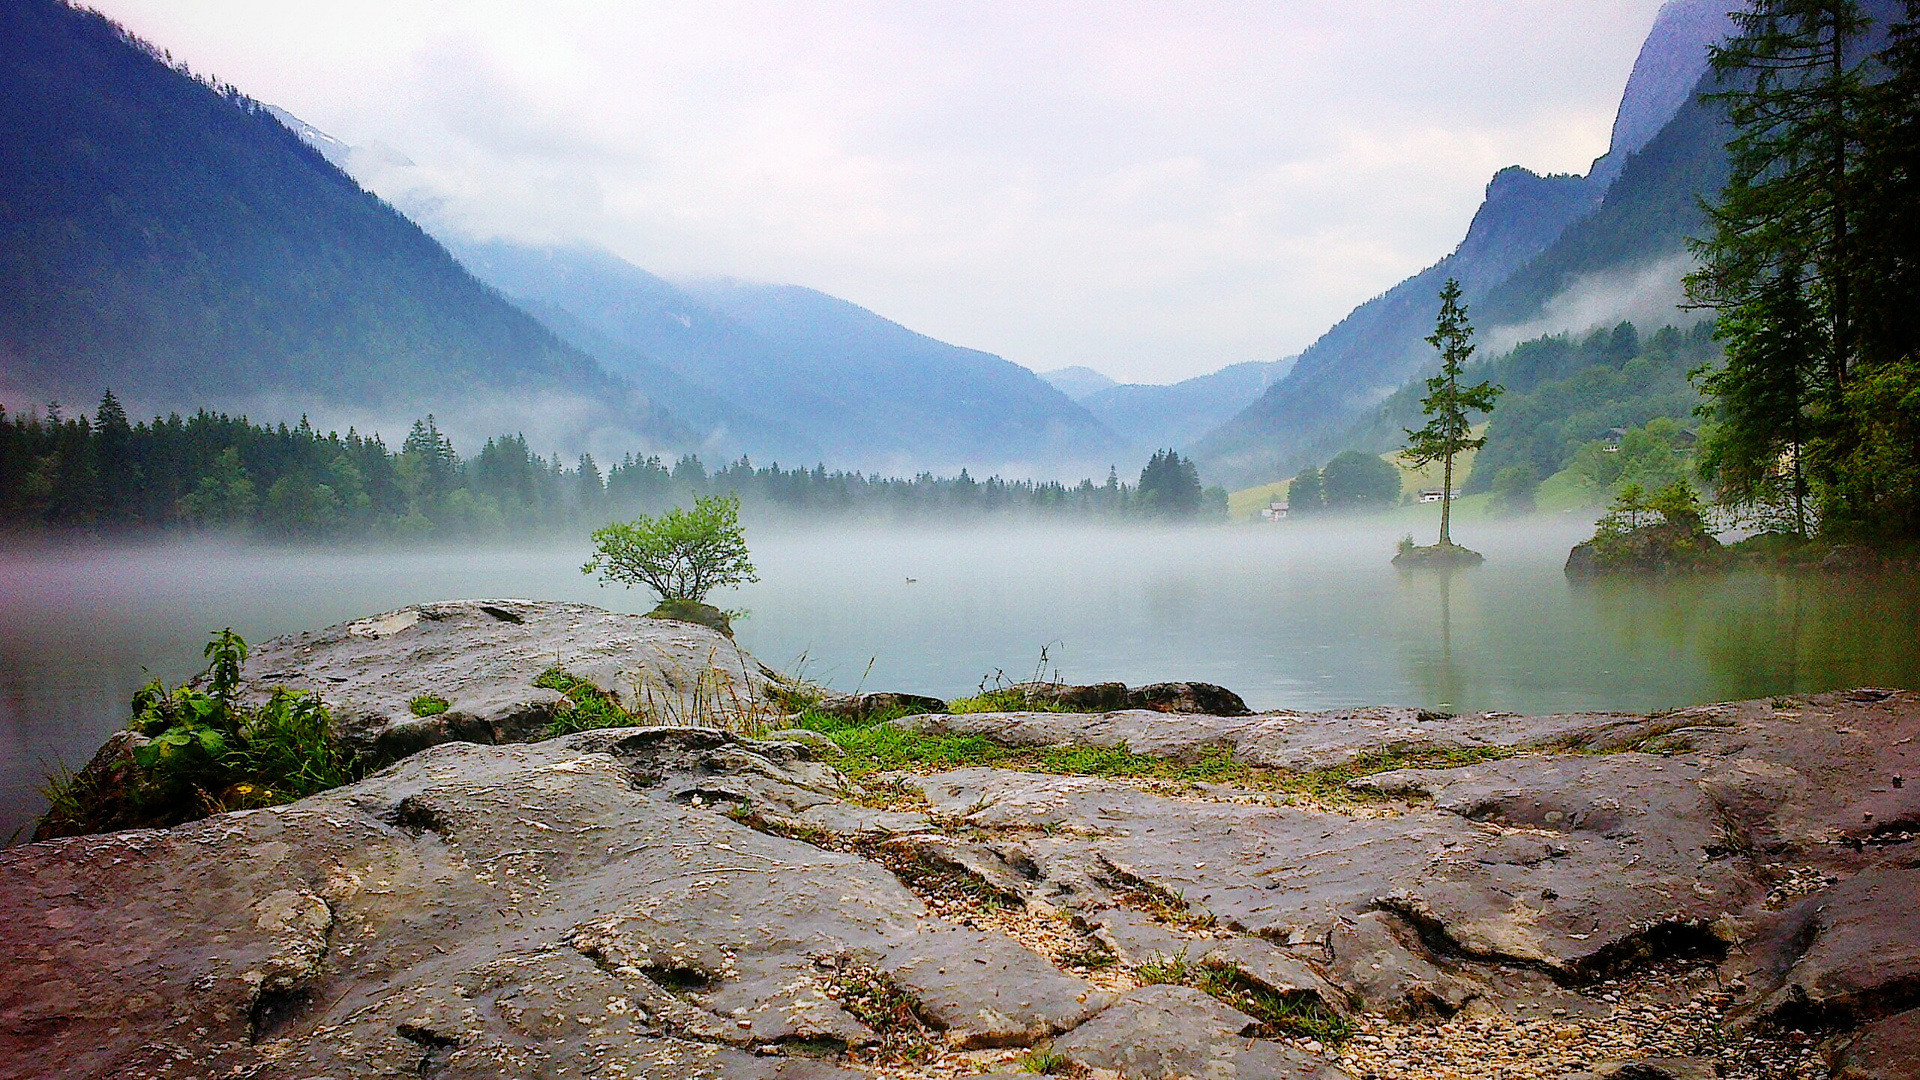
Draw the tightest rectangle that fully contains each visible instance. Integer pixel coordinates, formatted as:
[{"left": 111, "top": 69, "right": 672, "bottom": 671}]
[
  {"left": 1398, "top": 567, "right": 1471, "bottom": 712},
  {"left": 1698, "top": 572, "right": 1920, "bottom": 698},
  {"left": 1570, "top": 569, "right": 1920, "bottom": 703}
]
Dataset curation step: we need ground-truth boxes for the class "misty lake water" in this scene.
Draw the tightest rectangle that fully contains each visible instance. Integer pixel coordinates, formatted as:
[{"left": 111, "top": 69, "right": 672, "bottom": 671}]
[{"left": 4, "top": 520, "right": 1918, "bottom": 841}]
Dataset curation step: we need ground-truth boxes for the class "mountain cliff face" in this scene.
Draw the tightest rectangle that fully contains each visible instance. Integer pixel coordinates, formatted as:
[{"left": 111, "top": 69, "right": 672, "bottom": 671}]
[
  {"left": 454, "top": 240, "right": 1127, "bottom": 476},
  {"left": 1192, "top": 0, "right": 1740, "bottom": 487},
  {"left": 0, "top": 0, "right": 679, "bottom": 454}
]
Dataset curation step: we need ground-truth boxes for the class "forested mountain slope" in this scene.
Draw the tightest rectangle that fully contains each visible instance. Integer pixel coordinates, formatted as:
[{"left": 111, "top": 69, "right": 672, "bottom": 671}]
[
  {"left": 0, "top": 0, "right": 681, "bottom": 454},
  {"left": 1192, "top": 0, "right": 1736, "bottom": 487}
]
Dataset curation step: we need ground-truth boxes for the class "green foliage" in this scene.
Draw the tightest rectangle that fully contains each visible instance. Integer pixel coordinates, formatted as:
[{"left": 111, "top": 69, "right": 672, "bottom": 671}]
[
  {"left": 947, "top": 691, "right": 1087, "bottom": 714},
  {"left": 1319, "top": 450, "right": 1401, "bottom": 511},
  {"left": 534, "top": 668, "right": 639, "bottom": 737},
  {"left": 1578, "top": 481, "right": 1725, "bottom": 573},
  {"left": 1488, "top": 464, "right": 1540, "bottom": 517},
  {"left": 1136, "top": 449, "right": 1204, "bottom": 518},
  {"left": 38, "top": 629, "right": 360, "bottom": 837},
  {"left": 0, "top": 396, "right": 1249, "bottom": 538},
  {"left": 825, "top": 967, "right": 935, "bottom": 1057},
  {"left": 583, "top": 494, "right": 758, "bottom": 604},
  {"left": 1463, "top": 323, "right": 1717, "bottom": 494},
  {"left": 817, "top": 720, "right": 1510, "bottom": 810},
  {"left": 408, "top": 694, "right": 450, "bottom": 717},
  {"left": 1696, "top": 269, "right": 1822, "bottom": 534},
  {"left": 1019, "top": 1049, "right": 1070, "bottom": 1074},
  {"left": 1287, "top": 466, "right": 1325, "bottom": 514},
  {"left": 1683, "top": 0, "right": 1920, "bottom": 541},
  {"left": 1567, "top": 418, "right": 1696, "bottom": 496},
  {"left": 1134, "top": 950, "right": 1353, "bottom": 1043}
]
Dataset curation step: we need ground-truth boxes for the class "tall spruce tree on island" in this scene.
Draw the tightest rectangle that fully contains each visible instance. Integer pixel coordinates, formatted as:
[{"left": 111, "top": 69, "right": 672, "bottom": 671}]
[{"left": 1401, "top": 278, "right": 1502, "bottom": 558}]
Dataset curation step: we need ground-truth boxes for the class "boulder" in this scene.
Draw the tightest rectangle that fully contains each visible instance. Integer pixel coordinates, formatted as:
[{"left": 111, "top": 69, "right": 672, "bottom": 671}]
[
  {"left": 1755, "top": 866, "right": 1920, "bottom": 1026},
  {"left": 1130, "top": 681, "right": 1251, "bottom": 715},
  {"left": 233, "top": 599, "right": 779, "bottom": 761},
  {"left": 997, "top": 680, "right": 1251, "bottom": 715},
  {"left": 1836, "top": 1009, "right": 1920, "bottom": 1080},
  {"left": 0, "top": 727, "right": 1101, "bottom": 1078},
  {"left": 809, "top": 691, "right": 947, "bottom": 722}
]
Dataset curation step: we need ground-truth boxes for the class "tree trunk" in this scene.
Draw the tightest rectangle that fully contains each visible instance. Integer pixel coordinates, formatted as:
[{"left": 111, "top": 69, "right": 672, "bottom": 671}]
[{"left": 1439, "top": 450, "right": 1454, "bottom": 547}]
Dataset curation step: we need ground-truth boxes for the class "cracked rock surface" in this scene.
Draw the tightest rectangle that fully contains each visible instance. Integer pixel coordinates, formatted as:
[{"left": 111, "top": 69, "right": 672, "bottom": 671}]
[{"left": 2, "top": 603, "right": 1917, "bottom": 1080}]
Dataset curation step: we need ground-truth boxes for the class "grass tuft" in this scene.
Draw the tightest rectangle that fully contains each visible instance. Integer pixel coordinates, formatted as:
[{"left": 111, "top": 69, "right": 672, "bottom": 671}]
[
  {"left": 1019, "top": 1049, "right": 1072, "bottom": 1074},
  {"left": 408, "top": 694, "right": 450, "bottom": 717},
  {"left": 535, "top": 668, "right": 640, "bottom": 736},
  {"left": 1135, "top": 950, "right": 1353, "bottom": 1043},
  {"left": 825, "top": 965, "right": 937, "bottom": 1059}
]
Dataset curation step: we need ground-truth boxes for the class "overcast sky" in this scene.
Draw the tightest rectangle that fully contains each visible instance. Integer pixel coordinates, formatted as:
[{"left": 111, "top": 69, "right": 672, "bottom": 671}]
[{"left": 93, "top": 1, "right": 1668, "bottom": 384}]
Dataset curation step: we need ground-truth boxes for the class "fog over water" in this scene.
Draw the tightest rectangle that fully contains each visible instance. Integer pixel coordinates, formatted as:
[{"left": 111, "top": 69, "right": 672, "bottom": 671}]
[{"left": 4, "top": 520, "right": 1918, "bottom": 841}]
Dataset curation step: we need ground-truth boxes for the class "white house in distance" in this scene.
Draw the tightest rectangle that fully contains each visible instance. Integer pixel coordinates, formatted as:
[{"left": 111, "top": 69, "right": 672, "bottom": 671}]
[
  {"left": 1259, "top": 500, "right": 1288, "bottom": 522},
  {"left": 1417, "top": 489, "right": 1454, "bottom": 504}
]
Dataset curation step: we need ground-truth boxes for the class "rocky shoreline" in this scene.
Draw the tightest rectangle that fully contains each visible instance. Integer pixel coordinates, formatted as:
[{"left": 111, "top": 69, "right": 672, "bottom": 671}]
[{"left": 1, "top": 600, "right": 1915, "bottom": 1080}]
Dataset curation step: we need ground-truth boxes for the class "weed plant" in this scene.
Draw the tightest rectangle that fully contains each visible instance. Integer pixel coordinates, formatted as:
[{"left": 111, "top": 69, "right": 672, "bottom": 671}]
[{"left": 38, "top": 629, "right": 361, "bottom": 838}]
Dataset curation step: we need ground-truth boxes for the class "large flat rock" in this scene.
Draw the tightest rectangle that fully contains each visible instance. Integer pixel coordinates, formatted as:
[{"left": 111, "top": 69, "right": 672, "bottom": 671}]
[
  {"left": 7, "top": 665, "right": 1919, "bottom": 1080},
  {"left": 236, "top": 599, "right": 780, "bottom": 759},
  {"left": 0, "top": 728, "right": 1096, "bottom": 1079}
]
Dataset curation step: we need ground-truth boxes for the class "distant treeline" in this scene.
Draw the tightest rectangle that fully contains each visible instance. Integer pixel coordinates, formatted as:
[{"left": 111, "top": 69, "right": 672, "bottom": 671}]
[{"left": 0, "top": 394, "right": 1227, "bottom": 537}]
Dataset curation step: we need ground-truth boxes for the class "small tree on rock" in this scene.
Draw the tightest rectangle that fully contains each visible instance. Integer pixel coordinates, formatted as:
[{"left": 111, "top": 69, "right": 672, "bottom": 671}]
[
  {"left": 1404, "top": 278, "right": 1503, "bottom": 548},
  {"left": 583, "top": 494, "right": 757, "bottom": 610}
]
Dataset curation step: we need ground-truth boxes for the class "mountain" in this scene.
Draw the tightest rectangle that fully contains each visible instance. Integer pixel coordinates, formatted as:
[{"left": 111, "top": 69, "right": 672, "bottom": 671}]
[
  {"left": 1040, "top": 366, "right": 1120, "bottom": 401},
  {"left": 677, "top": 277, "right": 1129, "bottom": 475},
  {"left": 0, "top": 0, "right": 681, "bottom": 455},
  {"left": 1078, "top": 359, "right": 1294, "bottom": 454},
  {"left": 1192, "top": 0, "right": 1738, "bottom": 487},
  {"left": 450, "top": 240, "right": 1128, "bottom": 476}
]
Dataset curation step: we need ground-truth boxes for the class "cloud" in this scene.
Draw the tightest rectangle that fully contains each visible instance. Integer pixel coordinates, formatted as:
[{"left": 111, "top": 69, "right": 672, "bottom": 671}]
[
  {"left": 1484, "top": 252, "right": 1709, "bottom": 356},
  {"left": 90, "top": 0, "right": 1668, "bottom": 383}
]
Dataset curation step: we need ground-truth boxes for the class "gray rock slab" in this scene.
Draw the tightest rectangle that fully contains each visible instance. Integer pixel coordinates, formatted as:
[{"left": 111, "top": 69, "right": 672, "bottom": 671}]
[
  {"left": 910, "top": 762, "right": 1762, "bottom": 986},
  {"left": 1089, "top": 907, "right": 1206, "bottom": 965},
  {"left": 1325, "top": 909, "right": 1484, "bottom": 1018},
  {"left": 1200, "top": 937, "right": 1352, "bottom": 1017},
  {"left": 1055, "top": 984, "right": 1350, "bottom": 1079},
  {"left": 236, "top": 599, "right": 780, "bottom": 759},
  {"left": 0, "top": 728, "right": 1100, "bottom": 1079},
  {"left": 883, "top": 926, "right": 1108, "bottom": 1048}
]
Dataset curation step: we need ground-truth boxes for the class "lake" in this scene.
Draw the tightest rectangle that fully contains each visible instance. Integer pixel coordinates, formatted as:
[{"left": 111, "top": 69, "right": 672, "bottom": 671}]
[{"left": 4, "top": 519, "right": 1918, "bottom": 842}]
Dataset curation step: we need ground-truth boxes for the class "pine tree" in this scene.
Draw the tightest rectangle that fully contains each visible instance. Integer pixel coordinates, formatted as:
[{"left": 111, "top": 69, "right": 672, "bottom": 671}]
[
  {"left": 1404, "top": 279, "right": 1502, "bottom": 548},
  {"left": 1695, "top": 266, "right": 1822, "bottom": 534},
  {"left": 1686, "top": 0, "right": 1872, "bottom": 388}
]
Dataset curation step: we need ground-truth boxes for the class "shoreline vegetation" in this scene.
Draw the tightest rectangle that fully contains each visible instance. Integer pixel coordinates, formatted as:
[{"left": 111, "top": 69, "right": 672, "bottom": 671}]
[{"left": 32, "top": 619, "right": 1353, "bottom": 840}]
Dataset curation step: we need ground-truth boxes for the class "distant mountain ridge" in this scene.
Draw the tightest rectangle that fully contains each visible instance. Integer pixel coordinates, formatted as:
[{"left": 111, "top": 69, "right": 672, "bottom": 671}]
[
  {"left": 1193, "top": 0, "right": 1739, "bottom": 486},
  {"left": 1040, "top": 366, "right": 1120, "bottom": 401},
  {"left": 0, "top": 0, "right": 680, "bottom": 456},
  {"left": 450, "top": 240, "right": 1128, "bottom": 476},
  {"left": 1077, "top": 359, "right": 1294, "bottom": 454}
]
